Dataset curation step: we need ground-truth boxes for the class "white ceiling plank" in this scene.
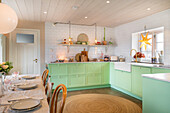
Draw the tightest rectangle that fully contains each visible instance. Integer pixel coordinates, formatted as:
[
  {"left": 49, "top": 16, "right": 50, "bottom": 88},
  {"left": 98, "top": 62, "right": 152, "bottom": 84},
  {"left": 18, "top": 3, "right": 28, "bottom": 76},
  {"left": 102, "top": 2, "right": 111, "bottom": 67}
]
[
  {"left": 15, "top": 0, "right": 30, "bottom": 21},
  {"left": 40, "top": 0, "right": 51, "bottom": 22},
  {"left": 24, "top": 0, "right": 34, "bottom": 21},
  {"left": 3, "top": 0, "right": 170, "bottom": 27},
  {"left": 45, "top": 0, "right": 60, "bottom": 22},
  {"left": 5, "top": 0, "right": 23, "bottom": 20},
  {"left": 33, "top": 0, "right": 41, "bottom": 22}
]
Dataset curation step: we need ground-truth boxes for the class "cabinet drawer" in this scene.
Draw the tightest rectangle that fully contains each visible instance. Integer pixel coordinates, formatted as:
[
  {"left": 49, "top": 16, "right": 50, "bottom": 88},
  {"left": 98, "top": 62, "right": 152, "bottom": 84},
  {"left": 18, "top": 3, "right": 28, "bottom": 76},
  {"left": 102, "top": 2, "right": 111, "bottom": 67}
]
[{"left": 152, "top": 68, "right": 170, "bottom": 74}]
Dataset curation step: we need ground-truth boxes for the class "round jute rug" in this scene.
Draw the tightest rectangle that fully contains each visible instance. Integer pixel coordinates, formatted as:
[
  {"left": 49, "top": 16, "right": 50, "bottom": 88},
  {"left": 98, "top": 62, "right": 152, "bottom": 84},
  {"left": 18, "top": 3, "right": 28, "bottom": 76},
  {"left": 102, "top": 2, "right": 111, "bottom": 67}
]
[{"left": 62, "top": 94, "right": 142, "bottom": 113}]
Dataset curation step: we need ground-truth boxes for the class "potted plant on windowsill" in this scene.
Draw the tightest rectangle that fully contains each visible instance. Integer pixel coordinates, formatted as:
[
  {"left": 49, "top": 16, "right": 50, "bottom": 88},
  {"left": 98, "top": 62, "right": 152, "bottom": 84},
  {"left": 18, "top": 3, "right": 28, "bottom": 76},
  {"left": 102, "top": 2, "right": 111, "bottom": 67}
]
[{"left": 103, "top": 27, "right": 107, "bottom": 45}]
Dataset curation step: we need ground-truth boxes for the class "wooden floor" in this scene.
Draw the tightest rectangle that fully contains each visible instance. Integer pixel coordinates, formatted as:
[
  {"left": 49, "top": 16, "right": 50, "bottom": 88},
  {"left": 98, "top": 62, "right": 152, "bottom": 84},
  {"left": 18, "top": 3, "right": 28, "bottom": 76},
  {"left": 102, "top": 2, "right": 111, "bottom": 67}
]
[{"left": 67, "top": 87, "right": 142, "bottom": 108}]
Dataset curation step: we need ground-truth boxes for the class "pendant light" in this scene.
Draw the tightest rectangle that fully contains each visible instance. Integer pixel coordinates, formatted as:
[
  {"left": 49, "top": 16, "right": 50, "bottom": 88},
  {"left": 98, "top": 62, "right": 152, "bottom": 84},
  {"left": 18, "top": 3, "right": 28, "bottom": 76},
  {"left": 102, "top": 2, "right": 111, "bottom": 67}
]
[{"left": 0, "top": 0, "right": 18, "bottom": 34}]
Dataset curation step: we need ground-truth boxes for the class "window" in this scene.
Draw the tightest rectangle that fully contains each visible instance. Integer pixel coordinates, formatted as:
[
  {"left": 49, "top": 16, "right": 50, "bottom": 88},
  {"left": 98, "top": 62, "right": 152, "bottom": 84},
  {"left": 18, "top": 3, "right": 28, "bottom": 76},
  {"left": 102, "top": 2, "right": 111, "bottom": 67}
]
[
  {"left": 16, "top": 33, "right": 34, "bottom": 43},
  {"left": 132, "top": 27, "right": 164, "bottom": 63}
]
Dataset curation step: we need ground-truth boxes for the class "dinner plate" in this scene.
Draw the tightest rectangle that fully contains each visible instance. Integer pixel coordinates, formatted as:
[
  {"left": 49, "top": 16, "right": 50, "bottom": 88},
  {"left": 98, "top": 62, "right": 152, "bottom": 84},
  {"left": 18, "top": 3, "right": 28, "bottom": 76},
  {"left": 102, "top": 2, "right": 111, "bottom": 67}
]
[
  {"left": 22, "top": 76, "right": 36, "bottom": 80},
  {"left": 10, "top": 99, "right": 40, "bottom": 110},
  {"left": 18, "top": 83, "right": 37, "bottom": 90}
]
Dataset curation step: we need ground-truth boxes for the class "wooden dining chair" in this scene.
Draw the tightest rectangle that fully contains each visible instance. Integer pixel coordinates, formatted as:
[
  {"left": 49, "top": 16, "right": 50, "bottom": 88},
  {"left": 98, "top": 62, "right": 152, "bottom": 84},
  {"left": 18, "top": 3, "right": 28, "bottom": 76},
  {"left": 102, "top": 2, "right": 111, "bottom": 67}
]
[
  {"left": 45, "top": 76, "right": 54, "bottom": 104},
  {"left": 42, "top": 69, "right": 49, "bottom": 86},
  {"left": 50, "top": 84, "right": 67, "bottom": 113}
]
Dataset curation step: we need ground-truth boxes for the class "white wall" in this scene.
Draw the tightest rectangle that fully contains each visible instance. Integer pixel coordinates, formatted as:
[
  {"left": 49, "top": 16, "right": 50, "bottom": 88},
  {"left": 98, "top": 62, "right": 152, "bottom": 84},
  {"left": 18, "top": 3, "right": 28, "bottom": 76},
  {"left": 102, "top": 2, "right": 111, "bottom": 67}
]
[
  {"left": 112, "top": 9, "right": 170, "bottom": 64},
  {"left": 45, "top": 23, "right": 115, "bottom": 63}
]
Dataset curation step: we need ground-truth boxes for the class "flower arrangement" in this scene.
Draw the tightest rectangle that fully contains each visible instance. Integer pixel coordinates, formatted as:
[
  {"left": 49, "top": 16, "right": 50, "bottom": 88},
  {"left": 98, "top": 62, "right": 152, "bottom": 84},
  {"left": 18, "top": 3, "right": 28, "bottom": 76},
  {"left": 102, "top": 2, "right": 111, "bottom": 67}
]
[{"left": 0, "top": 62, "right": 13, "bottom": 74}]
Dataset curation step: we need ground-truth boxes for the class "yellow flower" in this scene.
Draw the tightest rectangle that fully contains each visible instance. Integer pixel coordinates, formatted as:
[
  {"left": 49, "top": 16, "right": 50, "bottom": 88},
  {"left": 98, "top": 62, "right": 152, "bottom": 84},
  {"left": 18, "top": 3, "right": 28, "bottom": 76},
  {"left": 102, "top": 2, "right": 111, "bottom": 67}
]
[
  {"left": 0, "top": 62, "right": 6, "bottom": 65},
  {"left": 2, "top": 62, "right": 6, "bottom": 65},
  {"left": 1, "top": 65, "right": 9, "bottom": 69}
]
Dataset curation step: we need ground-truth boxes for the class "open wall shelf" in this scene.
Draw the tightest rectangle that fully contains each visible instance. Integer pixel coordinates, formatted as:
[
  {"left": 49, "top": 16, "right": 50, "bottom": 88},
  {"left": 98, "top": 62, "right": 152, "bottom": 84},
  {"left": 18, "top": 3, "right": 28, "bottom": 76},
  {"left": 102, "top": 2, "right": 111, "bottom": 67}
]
[{"left": 58, "top": 44, "right": 113, "bottom": 53}]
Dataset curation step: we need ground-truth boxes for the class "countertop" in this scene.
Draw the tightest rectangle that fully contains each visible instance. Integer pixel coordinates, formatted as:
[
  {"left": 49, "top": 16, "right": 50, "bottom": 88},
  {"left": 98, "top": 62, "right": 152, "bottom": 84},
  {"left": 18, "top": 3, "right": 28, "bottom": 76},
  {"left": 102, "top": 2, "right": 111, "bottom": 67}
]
[
  {"left": 49, "top": 61, "right": 110, "bottom": 64},
  {"left": 142, "top": 73, "right": 170, "bottom": 83},
  {"left": 48, "top": 61, "right": 170, "bottom": 69}
]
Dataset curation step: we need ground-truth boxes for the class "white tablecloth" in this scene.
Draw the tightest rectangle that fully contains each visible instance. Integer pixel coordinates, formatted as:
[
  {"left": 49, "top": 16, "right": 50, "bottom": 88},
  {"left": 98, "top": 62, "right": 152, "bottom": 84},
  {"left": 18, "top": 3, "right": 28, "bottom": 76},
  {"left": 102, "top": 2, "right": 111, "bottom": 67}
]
[{"left": 0, "top": 74, "right": 49, "bottom": 113}]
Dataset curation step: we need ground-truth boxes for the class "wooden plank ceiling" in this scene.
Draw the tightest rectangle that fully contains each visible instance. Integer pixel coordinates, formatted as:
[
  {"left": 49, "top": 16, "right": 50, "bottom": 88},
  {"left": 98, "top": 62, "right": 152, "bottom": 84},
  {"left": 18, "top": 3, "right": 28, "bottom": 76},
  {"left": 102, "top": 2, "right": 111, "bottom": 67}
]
[{"left": 3, "top": 0, "right": 170, "bottom": 27}]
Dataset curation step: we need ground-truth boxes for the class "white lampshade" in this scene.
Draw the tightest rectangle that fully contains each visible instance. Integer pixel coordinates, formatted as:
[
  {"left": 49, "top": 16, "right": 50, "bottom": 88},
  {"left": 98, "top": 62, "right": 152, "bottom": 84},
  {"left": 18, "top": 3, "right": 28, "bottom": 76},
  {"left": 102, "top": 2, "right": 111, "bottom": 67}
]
[{"left": 0, "top": 3, "right": 18, "bottom": 34}]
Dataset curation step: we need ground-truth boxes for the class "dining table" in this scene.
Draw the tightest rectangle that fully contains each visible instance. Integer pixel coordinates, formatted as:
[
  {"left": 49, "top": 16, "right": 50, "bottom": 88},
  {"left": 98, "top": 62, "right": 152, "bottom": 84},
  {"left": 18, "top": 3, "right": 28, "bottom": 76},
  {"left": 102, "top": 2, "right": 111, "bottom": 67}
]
[
  {"left": 0, "top": 74, "right": 49, "bottom": 113},
  {"left": 62, "top": 94, "right": 142, "bottom": 113}
]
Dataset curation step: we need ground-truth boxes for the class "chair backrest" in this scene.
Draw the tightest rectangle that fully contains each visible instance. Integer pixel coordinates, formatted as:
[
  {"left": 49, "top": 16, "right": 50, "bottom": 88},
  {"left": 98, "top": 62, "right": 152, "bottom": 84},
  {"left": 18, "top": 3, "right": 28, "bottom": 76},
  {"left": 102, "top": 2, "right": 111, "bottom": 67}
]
[
  {"left": 42, "top": 69, "right": 49, "bottom": 86},
  {"left": 50, "top": 84, "right": 67, "bottom": 113},
  {"left": 45, "top": 76, "right": 54, "bottom": 104}
]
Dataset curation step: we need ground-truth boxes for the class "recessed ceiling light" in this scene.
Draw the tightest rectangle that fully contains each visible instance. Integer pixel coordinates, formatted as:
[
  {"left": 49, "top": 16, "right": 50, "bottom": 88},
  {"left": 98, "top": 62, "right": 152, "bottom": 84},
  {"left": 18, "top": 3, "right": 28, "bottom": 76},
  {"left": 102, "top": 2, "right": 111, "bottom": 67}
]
[
  {"left": 147, "top": 8, "right": 151, "bottom": 11},
  {"left": 106, "top": 1, "right": 110, "bottom": 3},
  {"left": 72, "top": 6, "right": 79, "bottom": 10},
  {"left": 85, "top": 16, "right": 88, "bottom": 19},
  {"left": 44, "top": 11, "right": 47, "bottom": 14}
]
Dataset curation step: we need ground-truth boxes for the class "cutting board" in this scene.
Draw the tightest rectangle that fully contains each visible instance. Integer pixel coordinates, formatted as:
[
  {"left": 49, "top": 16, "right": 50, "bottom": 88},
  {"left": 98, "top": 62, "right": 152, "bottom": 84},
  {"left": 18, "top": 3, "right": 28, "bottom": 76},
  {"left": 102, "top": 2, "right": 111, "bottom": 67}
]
[
  {"left": 81, "top": 48, "right": 88, "bottom": 58},
  {"left": 81, "top": 48, "right": 88, "bottom": 62}
]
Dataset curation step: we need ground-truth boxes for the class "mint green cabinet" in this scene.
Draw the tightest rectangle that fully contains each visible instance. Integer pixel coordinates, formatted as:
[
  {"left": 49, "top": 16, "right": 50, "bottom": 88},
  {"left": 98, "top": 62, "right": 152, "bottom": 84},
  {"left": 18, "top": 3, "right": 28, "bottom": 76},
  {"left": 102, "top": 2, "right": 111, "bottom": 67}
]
[
  {"left": 68, "top": 74, "right": 86, "bottom": 87},
  {"left": 48, "top": 63, "right": 110, "bottom": 90},
  {"left": 115, "top": 70, "right": 131, "bottom": 92},
  {"left": 51, "top": 75, "right": 67, "bottom": 88},
  {"left": 101, "top": 63, "right": 110, "bottom": 84},
  {"left": 132, "top": 66, "right": 151, "bottom": 97},
  {"left": 152, "top": 67, "right": 170, "bottom": 74},
  {"left": 143, "top": 77, "right": 170, "bottom": 113},
  {"left": 86, "top": 73, "right": 102, "bottom": 86},
  {"left": 110, "top": 63, "right": 116, "bottom": 85}
]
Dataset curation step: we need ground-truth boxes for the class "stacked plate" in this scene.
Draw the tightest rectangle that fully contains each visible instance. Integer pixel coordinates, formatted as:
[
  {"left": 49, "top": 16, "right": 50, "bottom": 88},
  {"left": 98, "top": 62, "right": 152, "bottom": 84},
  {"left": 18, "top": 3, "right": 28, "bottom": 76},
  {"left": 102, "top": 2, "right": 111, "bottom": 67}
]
[
  {"left": 18, "top": 83, "right": 37, "bottom": 90},
  {"left": 22, "top": 76, "right": 36, "bottom": 80},
  {"left": 10, "top": 99, "right": 41, "bottom": 112}
]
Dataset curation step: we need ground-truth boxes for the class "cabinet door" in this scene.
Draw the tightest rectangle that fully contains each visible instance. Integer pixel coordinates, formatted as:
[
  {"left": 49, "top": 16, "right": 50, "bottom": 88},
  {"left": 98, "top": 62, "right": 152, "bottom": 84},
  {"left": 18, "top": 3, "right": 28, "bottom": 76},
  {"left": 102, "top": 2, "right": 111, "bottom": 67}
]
[
  {"left": 152, "top": 68, "right": 170, "bottom": 74},
  {"left": 51, "top": 75, "right": 67, "bottom": 88},
  {"left": 115, "top": 70, "right": 131, "bottom": 92},
  {"left": 132, "top": 66, "right": 151, "bottom": 97},
  {"left": 86, "top": 73, "right": 101, "bottom": 86},
  {"left": 68, "top": 63, "right": 86, "bottom": 75},
  {"left": 57, "top": 64, "right": 67, "bottom": 75},
  {"left": 110, "top": 63, "right": 116, "bottom": 85},
  {"left": 68, "top": 74, "right": 86, "bottom": 88},
  {"left": 101, "top": 63, "right": 110, "bottom": 84}
]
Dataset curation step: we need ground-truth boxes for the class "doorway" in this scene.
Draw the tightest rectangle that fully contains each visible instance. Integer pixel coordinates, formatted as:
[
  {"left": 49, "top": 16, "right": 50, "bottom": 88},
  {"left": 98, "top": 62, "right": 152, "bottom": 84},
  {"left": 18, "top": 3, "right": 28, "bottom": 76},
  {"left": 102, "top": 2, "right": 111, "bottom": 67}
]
[{"left": 9, "top": 28, "right": 40, "bottom": 74}]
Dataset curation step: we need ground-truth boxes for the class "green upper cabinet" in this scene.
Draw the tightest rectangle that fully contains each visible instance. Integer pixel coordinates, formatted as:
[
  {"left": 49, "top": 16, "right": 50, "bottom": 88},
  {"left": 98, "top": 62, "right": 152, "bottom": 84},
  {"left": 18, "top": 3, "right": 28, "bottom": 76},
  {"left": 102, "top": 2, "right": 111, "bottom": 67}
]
[
  {"left": 115, "top": 70, "right": 131, "bottom": 92},
  {"left": 152, "top": 67, "right": 170, "bottom": 74},
  {"left": 132, "top": 66, "right": 151, "bottom": 97}
]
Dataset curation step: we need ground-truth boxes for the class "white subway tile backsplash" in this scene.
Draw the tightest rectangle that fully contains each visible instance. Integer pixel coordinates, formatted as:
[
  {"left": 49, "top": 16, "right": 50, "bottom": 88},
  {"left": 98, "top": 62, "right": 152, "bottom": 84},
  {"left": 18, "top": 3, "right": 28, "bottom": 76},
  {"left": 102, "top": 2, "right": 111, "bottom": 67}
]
[{"left": 45, "top": 22, "right": 115, "bottom": 63}]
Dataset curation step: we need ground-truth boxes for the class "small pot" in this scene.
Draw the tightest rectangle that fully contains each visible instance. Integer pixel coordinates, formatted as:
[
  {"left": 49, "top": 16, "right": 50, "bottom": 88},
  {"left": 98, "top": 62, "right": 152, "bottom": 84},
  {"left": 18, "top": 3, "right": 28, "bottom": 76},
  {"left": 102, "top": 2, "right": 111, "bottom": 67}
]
[{"left": 103, "top": 41, "right": 107, "bottom": 45}]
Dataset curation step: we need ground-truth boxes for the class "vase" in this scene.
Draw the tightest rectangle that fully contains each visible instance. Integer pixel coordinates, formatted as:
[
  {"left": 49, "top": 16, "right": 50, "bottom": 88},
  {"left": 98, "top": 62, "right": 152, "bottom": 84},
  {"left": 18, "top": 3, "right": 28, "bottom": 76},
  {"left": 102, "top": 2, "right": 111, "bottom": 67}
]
[
  {"left": 103, "top": 41, "right": 107, "bottom": 45},
  {"left": 0, "top": 72, "right": 4, "bottom": 97}
]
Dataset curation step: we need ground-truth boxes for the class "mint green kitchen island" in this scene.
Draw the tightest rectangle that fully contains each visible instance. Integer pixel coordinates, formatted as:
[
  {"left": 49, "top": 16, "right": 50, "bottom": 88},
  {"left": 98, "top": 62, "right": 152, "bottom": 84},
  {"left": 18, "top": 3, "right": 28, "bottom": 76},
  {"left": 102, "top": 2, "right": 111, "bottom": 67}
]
[{"left": 142, "top": 73, "right": 170, "bottom": 113}]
